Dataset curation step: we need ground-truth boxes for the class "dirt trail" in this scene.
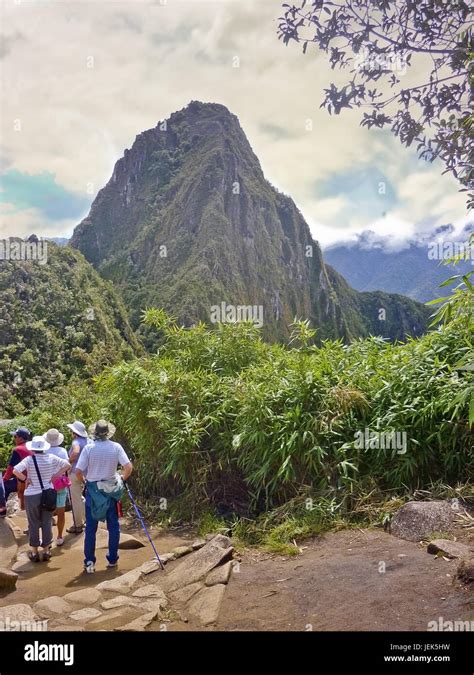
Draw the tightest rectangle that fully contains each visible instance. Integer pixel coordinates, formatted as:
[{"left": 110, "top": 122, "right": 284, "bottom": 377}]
[
  {"left": 218, "top": 529, "right": 473, "bottom": 631},
  {"left": 1, "top": 511, "right": 472, "bottom": 631}
]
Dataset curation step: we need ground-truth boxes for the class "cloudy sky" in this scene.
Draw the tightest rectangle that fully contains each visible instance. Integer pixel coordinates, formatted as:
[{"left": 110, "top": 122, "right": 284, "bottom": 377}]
[{"left": 0, "top": 0, "right": 470, "bottom": 246}]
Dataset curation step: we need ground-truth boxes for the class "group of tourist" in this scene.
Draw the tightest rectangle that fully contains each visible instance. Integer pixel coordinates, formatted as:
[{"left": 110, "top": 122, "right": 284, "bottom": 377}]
[{"left": 0, "top": 419, "right": 133, "bottom": 572}]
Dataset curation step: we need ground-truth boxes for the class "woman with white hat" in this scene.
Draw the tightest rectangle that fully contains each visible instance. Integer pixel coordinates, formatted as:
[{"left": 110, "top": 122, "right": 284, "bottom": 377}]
[
  {"left": 13, "top": 436, "right": 70, "bottom": 563},
  {"left": 66, "top": 420, "right": 89, "bottom": 534},
  {"left": 44, "top": 429, "right": 70, "bottom": 546}
]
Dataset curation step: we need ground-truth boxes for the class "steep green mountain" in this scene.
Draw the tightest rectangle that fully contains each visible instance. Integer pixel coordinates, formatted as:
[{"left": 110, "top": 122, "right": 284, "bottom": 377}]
[
  {"left": 0, "top": 240, "right": 141, "bottom": 416},
  {"left": 71, "top": 101, "right": 430, "bottom": 344},
  {"left": 324, "top": 231, "right": 473, "bottom": 303}
]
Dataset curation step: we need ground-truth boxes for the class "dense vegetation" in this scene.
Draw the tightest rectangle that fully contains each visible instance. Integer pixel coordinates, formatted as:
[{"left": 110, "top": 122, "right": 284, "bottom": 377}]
[
  {"left": 0, "top": 242, "right": 141, "bottom": 417},
  {"left": 2, "top": 242, "right": 471, "bottom": 553}
]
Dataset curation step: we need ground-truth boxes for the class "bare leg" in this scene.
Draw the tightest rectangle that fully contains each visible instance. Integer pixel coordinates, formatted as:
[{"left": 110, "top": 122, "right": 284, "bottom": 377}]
[{"left": 56, "top": 507, "right": 65, "bottom": 538}]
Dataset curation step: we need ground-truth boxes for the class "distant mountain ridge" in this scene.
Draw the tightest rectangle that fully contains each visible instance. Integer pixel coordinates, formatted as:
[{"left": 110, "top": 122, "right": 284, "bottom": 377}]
[
  {"left": 71, "top": 101, "right": 430, "bottom": 343},
  {"left": 324, "top": 229, "right": 473, "bottom": 303}
]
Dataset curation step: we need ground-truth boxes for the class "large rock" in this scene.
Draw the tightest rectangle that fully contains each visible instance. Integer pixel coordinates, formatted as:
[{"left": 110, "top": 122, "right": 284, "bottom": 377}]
[
  {"left": 391, "top": 501, "right": 463, "bottom": 542},
  {"left": 63, "top": 588, "right": 102, "bottom": 605},
  {"left": 457, "top": 558, "right": 474, "bottom": 583},
  {"left": 161, "top": 535, "right": 233, "bottom": 593},
  {"left": 427, "top": 539, "right": 472, "bottom": 559},
  {"left": 34, "top": 596, "right": 72, "bottom": 618},
  {"left": 0, "top": 519, "right": 18, "bottom": 570},
  {"left": 0, "top": 568, "right": 18, "bottom": 591},
  {"left": 187, "top": 584, "right": 226, "bottom": 625},
  {"left": 0, "top": 604, "right": 38, "bottom": 623},
  {"left": 96, "top": 568, "right": 143, "bottom": 594},
  {"left": 118, "top": 534, "right": 145, "bottom": 550}
]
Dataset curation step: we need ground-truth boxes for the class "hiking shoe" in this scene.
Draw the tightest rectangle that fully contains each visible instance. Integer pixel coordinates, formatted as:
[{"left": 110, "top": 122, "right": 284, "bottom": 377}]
[
  {"left": 56, "top": 537, "right": 65, "bottom": 547},
  {"left": 67, "top": 526, "right": 83, "bottom": 534},
  {"left": 42, "top": 549, "right": 52, "bottom": 562},
  {"left": 84, "top": 561, "right": 95, "bottom": 574},
  {"left": 28, "top": 551, "right": 41, "bottom": 563}
]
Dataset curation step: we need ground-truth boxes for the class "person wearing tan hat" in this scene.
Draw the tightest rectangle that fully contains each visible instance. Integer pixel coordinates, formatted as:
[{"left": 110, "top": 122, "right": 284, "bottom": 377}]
[
  {"left": 44, "top": 429, "right": 69, "bottom": 546},
  {"left": 75, "top": 420, "right": 133, "bottom": 574}
]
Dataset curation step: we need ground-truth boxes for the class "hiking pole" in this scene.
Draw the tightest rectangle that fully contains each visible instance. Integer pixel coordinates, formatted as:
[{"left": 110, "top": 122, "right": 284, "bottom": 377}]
[
  {"left": 124, "top": 482, "right": 165, "bottom": 570},
  {"left": 67, "top": 485, "right": 78, "bottom": 533}
]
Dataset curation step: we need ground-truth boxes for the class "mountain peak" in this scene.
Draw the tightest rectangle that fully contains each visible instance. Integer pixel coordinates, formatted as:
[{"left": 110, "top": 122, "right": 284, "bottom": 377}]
[{"left": 71, "top": 104, "right": 430, "bottom": 343}]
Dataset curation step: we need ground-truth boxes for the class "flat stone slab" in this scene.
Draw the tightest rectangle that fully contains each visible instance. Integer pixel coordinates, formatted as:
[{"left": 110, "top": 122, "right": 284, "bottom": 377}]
[
  {"left": 169, "top": 582, "right": 203, "bottom": 604},
  {"left": 96, "top": 568, "right": 143, "bottom": 593},
  {"left": 0, "top": 567, "right": 18, "bottom": 591},
  {"left": 132, "top": 584, "right": 167, "bottom": 602},
  {"left": 138, "top": 559, "right": 169, "bottom": 575},
  {"left": 205, "top": 561, "right": 233, "bottom": 586},
  {"left": 161, "top": 536, "right": 233, "bottom": 593},
  {"left": 87, "top": 609, "right": 133, "bottom": 629},
  {"left": 187, "top": 584, "right": 226, "bottom": 626},
  {"left": 63, "top": 588, "right": 102, "bottom": 605},
  {"left": 427, "top": 539, "right": 472, "bottom": 559},
  {"left": 101, "top": 596, "right": 140, "bottom": 610},
  {"left": 69, "top": 607, "right": 103, "bottom": 622},
  {"left": 0, "top": 604, "right": 38, "bottom": 623},
  {"left": 114, "top": 609, "right": 160, "bottom": 632},
  {"left": 34, "top": 596, "right": 72, "bottom": 618},
  {"left": 391, "top": 501, "right": 463, "bottom": 542}
]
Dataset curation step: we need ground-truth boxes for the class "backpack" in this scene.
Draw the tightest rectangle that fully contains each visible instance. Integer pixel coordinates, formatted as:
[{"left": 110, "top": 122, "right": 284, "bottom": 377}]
[{"left": 31, "top": 455, "right": 57, "bottom": 512}]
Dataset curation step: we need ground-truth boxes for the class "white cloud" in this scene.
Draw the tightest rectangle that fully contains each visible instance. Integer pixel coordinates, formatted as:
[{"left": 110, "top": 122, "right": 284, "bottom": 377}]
[{"left": 0, "top": 0, "right": 468, "bottom": 244}]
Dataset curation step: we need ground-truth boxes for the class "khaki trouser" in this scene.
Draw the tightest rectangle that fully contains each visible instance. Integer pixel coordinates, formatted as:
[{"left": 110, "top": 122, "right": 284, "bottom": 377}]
[{"left": 69, "top": 472, "right": 85, "bottom": 527}]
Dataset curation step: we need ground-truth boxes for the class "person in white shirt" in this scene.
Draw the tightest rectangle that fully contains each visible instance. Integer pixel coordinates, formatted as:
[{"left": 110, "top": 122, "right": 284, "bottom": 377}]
[
  {"left": 14, "top": 436, "right": 70, "bottom": 563},
  {"left": 76, "top": 420, "right": 133, "bottom": 574}
]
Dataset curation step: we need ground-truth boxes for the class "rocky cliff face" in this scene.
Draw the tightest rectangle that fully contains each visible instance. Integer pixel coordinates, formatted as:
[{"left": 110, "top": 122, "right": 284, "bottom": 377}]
[{"left": 71, "top": 101, "right": 430, "bottom": 343}]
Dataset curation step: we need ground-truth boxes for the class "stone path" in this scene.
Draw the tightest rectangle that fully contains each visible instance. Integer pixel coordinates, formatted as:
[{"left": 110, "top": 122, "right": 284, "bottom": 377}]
[{"left": 0, "top": 533, "right": 235, "bottom": 631}]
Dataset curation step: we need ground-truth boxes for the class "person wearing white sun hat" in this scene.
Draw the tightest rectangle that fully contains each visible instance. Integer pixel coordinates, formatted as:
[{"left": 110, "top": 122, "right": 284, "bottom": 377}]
[
  {"left": 44, "top": 429, "right": 70, "bottom": 546},
  {"left": 66, "top": 421, "right": 89, "bottom": 534},
  {"left": 13, "top": 436, "right": 70, "bottom": 563}
]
